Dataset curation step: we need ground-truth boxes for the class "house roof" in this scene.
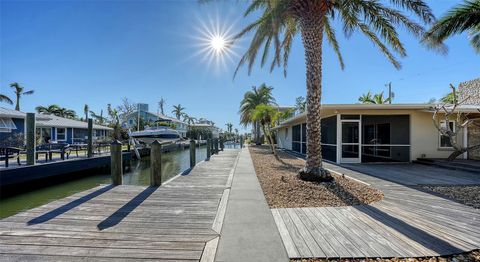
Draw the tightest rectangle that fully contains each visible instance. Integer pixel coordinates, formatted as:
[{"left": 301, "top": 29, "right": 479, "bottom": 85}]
[
  {"left": 275, "top": 103, "right": 480, "bottom": 128},
  {"left": 124, "top": 110, "right": 188, "bottom": 125},
  {"left": 0, "top": 107, "right": 112, "bottom": 130}
]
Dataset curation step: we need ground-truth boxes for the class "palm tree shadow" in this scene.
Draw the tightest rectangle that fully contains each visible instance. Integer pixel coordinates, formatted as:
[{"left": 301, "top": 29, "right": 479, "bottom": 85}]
[
  {"left": 27, "top": 184, "right": 115, "bottom": 225},
  {"left": 97, "top": 186, "right": 157, "bottom": 230},
  {"left": 327, "top": 181, "right": 463, "bottom": 254}
]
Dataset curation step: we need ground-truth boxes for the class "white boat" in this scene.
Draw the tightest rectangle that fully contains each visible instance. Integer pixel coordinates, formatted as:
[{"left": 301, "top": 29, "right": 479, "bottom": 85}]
[{"left": 130, "top": 126, "right": 182, "bottom": 145}]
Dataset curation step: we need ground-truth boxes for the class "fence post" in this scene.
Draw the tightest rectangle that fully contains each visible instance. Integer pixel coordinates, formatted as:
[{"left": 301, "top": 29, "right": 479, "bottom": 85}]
[
  {"left": 110, "top": 140, "right": 123, "bottom": 185},
  {"left": 26, "top": 113, "right": 36, "bottom": 166},
  {"left": 190, "top": 139, "right": 196, "bottom": 168},
  {"left": 87, "top": 119, "right": 93, "bottom": 158},
  {"left": 206, "top": 139, "right": 211, "bottom": 159},
  {"left": 150, "top": 140, "right": 162, "bottom": 186}
]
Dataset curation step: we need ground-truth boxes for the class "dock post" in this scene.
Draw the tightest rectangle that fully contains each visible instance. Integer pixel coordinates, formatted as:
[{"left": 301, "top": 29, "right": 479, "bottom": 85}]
[
  {"left": 190, "top": 139, "right": 196, "bottom": 168},
  {"left": 240, "top": 135, "right": 243, "bottom": 148},
  {"left": 26, "top": 113, "right": 36, "bottom": 166},
  {"left": 206, "top": 139, "right": 211, "bottom": 159},
  {"left": 87, "top": 119, "right": 93, "bottom": 158},
  {"left": 214, "top": 138, "right": 219, "bottom": 154},
  {"left": 110, "top": 140, "right": 123, "bottom": 185},
  {"left": 220, "top": 138, "right": 224, "bottom": 151},
  {"left": 150, "top": 140, "right": 162, "bottom": 186}
]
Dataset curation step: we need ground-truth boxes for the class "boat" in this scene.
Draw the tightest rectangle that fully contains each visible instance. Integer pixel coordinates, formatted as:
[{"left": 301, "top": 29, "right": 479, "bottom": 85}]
[{"left": 129, "top": 125, "right": 182, "bottom": 145}]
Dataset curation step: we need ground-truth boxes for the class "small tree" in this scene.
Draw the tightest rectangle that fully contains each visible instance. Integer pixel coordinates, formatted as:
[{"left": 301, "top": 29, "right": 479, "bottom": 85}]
[
  {"left": 251, "top": 104, "right": 279, "bottom": 159},
  {"left": 432, "top": 84, "right": 480, "bottom": 160}
]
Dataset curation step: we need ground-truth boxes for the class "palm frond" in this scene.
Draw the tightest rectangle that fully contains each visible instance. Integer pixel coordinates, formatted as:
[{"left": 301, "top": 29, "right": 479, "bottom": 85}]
[
  {"left": 324, "top": 16, "right": 345, "bottom": 70},
  {"left": 0, "top": 94, "right": 13, "bottom": 105}
]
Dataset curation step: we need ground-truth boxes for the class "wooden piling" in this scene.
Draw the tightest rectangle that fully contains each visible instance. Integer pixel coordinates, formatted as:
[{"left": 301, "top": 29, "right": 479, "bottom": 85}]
[
  {"left": 190, "top": 139, "right": 196, "bottom": 168},
  {"left": 150, "top": 140, "right": 162, "bottom": 186},
  {"left": 240, "top": 135, "right": 244, "bottom": 148},
  {"left": 26, "top": 113, "right": 36, "bottom": 166},
  {"left": 220, "top": 138, "right": 224, "bottom": 151},
  {"left": 87, "top": 119, "right": 93, "bottom": 158},
  {"left": 110, "top": 140, "right": 123, "bottom": 185},
  {"left": 214, "top": 138, "right": 219, "bottom": 154},
  {"left": 206, "top": 139, "right": 211, "bottom": 159}
]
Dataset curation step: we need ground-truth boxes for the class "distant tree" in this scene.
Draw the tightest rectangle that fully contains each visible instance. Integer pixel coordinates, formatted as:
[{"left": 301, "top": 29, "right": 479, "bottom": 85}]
[
  {"left": 358, "top": 91, "right": 391, "bottom": 104},
  {"left": 251, "top": 104, "right": 279, "bottom": 158},
  {"left": 225, "top": 123, "right": 233, "bottom": 134},
  {"left": 158, "top": 97, "right": 166, "bottom": 115},
  {"left": 107, "top": 104, "right": 122, "bottom": 139},
  {"left": 0, "top": 94, "right": 13, "bottom": 105},
  {"left": 84, "top": 104, "right": 89, "bottom": 122},
  {"left": 90, "top": 110, "right": 107, "bottom": 125},
  {"left": 183, "top": 114, "right": 197, "bottom": 125},
  {"left": 10, "top": 82, "right": 34, "bottom": 111},
  {"left": 295, "top": 96, "right": 306, "bottom": 113},
  {"left": 172, "top": 104, "right": 185, "bottom": 120},
  {"left": 117, "top": 98, "right": 136, "bottom": 123},
  {"left": 186, "top": 126, "right": 212, "bottom": 140},
  {"left": 424, "top": 0, "right": 480, "bottom": 53},
  {"left": 441, "top": 92, "right": 455, "bottom": 104},
  {"left": 36, "top": 104, "right": 62, "bottom": 115}
]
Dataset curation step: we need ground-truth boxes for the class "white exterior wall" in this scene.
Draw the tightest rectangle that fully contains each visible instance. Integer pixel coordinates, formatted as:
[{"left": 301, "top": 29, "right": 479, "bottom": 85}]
[{"left": 276, "top": 127, "right": 292, "bottom": 150}]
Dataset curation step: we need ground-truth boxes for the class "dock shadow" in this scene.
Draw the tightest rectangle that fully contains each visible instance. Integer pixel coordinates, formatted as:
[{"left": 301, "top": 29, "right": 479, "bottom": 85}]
[
  {"left": 28, "top": 184, "right": 115, "bottom": 225},
  {"left": 97, "top": 186, "right": 157, "bottom": 230}
]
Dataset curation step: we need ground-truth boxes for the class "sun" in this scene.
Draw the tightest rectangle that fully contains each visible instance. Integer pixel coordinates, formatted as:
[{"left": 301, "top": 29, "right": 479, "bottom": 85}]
[{"left": 210, "top": 35, "right": 226, "bottom": 52}]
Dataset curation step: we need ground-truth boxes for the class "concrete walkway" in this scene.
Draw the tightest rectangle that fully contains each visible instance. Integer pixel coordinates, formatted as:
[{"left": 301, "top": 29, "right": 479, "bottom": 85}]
[{"left": 215, "top": 147, "right": 289, "bottom": 262}]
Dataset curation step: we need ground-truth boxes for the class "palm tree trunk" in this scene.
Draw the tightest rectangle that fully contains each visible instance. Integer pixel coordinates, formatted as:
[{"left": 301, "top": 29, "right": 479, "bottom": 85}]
[
  {"left": 297, "top": 4, "right": 332, "bottom": 182},
  {"left": 15, "top": 93, "right": 20, "bottom": 111},
  {"left": 261, "top": 124, "right": 278, "bottom": 159}
]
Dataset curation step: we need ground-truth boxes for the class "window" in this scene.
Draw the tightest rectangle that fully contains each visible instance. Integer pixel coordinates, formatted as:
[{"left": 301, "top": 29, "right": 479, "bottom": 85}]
[
  {"left": 0, "top": 118, "right": 17, "bottom": 132},
  {"left": 439, "top": 121, "right": 455, "bottom": 148},
  {"left": 57, "top": 128, "right": 66, "bottom": 141}
]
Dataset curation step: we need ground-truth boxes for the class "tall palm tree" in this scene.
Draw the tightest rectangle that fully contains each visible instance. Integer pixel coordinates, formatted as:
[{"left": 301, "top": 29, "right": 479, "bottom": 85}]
[
  {"left": 90, "top": 110, "right": 107, "bottom": 124},
  {"left": 424, "top": 0, "right": 480, "bottom": 53},
  {"left": 236, "top": 0, "right": 438, "bottom": 181},
  {"left": 239, "top": 84, "right": 276, "bottom": 144},
  {"left": 158, "top": 97, "right": 166, "bottom": 115},
  {"left": 225, "top": 123, "right": 233, "bottom": 134},
  {"left": 10, "top": 82, "right": 34, "bottom": 111},
  {"left": 84, "top": 104, "right": 89, "bottom": 121},
  {"left": 0, "top": 94, "right": 13, "bottom": 105},
  {"left": 183, "top": 114, "right": 197, "bottom": 125},
  {"left": 172, "top": 104, "right": 185, "bottom": 120}
]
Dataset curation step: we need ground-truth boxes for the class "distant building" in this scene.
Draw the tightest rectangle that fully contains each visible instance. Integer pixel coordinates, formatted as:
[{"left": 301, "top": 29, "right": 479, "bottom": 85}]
[
  {"left": 190, "top": 118, "right": 220, "bottom": 138},
  {"left": 121, "top": 103, "right": 188, "bottom": 138},
  {"left": 0, "top": 107, "right": 112, "bottom": 146}
]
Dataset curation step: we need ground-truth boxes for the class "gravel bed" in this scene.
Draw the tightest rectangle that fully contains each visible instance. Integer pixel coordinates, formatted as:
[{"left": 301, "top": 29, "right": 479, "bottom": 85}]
[
  {"left": 419, "top": 185, "right": 480, "bottom": 209},
  {"left": 291, "top": 249, "right": 480, "bottom": 261},
  {"left": 249, "top": 146, "right": 383, "bottom": 208}
]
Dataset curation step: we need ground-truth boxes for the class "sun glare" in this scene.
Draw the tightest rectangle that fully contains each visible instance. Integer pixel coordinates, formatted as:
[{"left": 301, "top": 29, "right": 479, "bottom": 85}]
[{"left": 210, "top": 35, "right": 226, "bottom": 52}]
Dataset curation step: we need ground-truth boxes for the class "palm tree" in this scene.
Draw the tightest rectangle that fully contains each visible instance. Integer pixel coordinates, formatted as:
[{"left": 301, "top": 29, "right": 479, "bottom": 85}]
[
  {"left": 56, "top": 108, "right": 76, "bottom": 119},
  {"left": 183, "top": 114, "right": 197, "bottom": 125},
  {"left": 84, "top": 104, "right": 89, "bottom": 121},
  {"left": 172, "top": 104, "right": 185, "bottom": 120},
  {"left": 158, "top": 97, "right": 166, "bottom": 115},
  {"left": 358, "top": 91, "right": 374, "bottom": 104},
  {"left": 236, "top": 0, "right": 437, "bottom": 181},
  {"left": 225, "top": 123, "right": 233, "bottom": 134},
  {"left": 251, "top": 104, "right": 279, "bottom": 158},
  {"left": 358, "top": 91, "right": 391, "bottom": 104},
  {"left": 10, "top": 82, "right": 34, "bottom": 111},
  {"left": 0, "top": 94, "right": 13, "bottom": 105},
  {"left": 36, "top": 104, "right": 62, "bottom": 115},
  {"left": 239, "top": 84, "right": 276, "bottom": 144},
  {"left": 424, "top": 0, "right": 480, "bottom": 53}
]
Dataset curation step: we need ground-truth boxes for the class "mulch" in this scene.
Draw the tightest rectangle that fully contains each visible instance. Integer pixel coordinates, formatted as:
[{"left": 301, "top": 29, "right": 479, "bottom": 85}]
[{"left": 248, "top": 146, "right": 383, "bottom": 208}]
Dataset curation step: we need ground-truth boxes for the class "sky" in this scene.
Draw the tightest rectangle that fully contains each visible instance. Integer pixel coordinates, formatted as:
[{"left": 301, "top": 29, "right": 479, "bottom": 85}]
[{"left": 1, "top": 0, "right": 479, "bottom": 132}]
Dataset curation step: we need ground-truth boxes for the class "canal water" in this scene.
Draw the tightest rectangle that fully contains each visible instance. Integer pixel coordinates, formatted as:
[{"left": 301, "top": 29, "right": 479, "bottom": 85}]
[{"left": 0, "top": 146, "right": 209, "bottom": 219}]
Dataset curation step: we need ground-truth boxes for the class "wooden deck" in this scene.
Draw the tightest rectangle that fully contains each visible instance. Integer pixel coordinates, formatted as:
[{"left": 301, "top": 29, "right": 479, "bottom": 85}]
[
  {"left": 273, "top": 162, "right": 480, "bottom": 259},
  {"left": 0, "top": 150, "right": 239, "bottom": 261}
]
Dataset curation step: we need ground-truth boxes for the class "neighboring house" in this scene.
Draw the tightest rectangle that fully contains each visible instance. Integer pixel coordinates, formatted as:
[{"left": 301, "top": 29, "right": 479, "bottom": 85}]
[
  {"left": 190, "top": 118, "right": 220, "bottom": 138},
  {"left": 458, "top": 78, "right": 480, "bottom": 160},
  {"left": 0, "top": 107, "right": 112, "bottom": 146},
  {"left": 274, "top": 103, "right": 480, "bottom": 164},
  {"left": 122, "top": 103, "right": 189, "bottom": 138}
]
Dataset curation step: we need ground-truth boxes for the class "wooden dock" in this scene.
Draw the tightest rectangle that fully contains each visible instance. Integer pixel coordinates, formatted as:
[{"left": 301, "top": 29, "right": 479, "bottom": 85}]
[
  {"left": 0, "top": 150, "right": 239, "bottom": 261},
  {"left": 272, "top": 162, "right": 480, "bottom": 259}
]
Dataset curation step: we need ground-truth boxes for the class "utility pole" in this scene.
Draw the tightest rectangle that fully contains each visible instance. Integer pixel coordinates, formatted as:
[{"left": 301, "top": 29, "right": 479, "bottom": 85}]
[{"left": 386, "top": 82, "right": 393, "bottom": 104}]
